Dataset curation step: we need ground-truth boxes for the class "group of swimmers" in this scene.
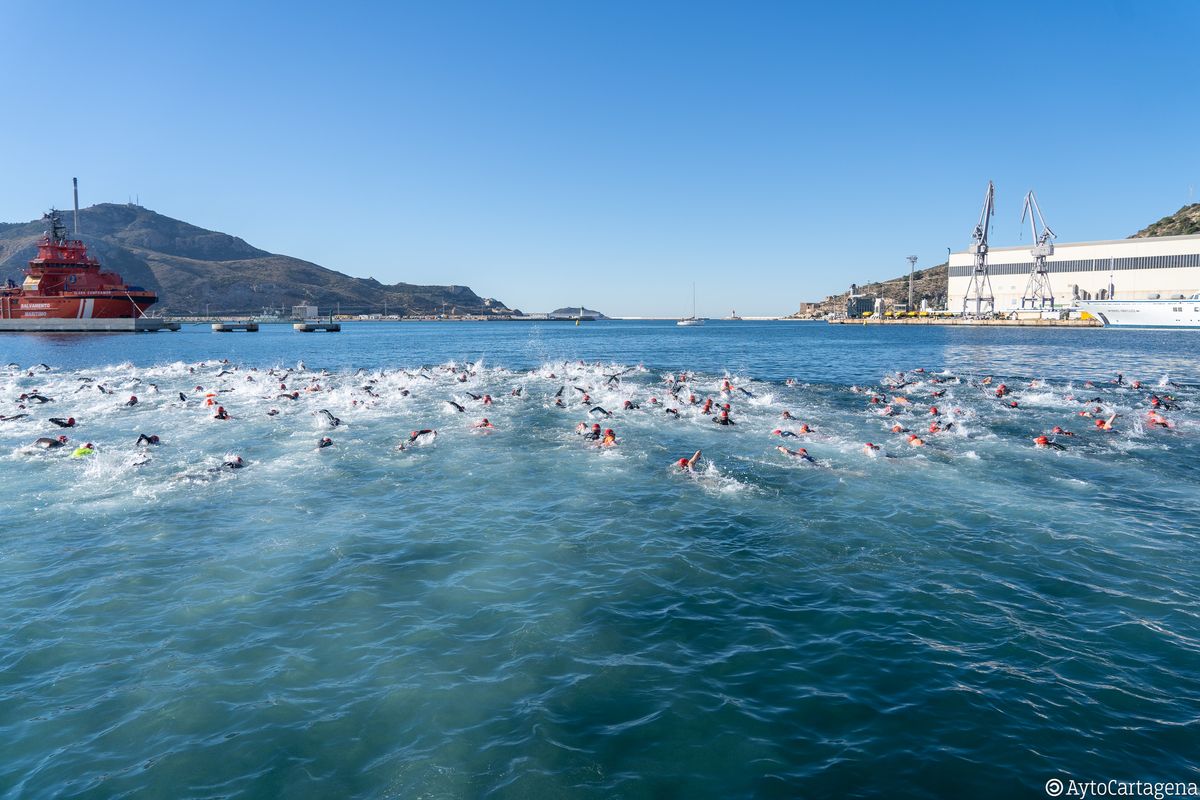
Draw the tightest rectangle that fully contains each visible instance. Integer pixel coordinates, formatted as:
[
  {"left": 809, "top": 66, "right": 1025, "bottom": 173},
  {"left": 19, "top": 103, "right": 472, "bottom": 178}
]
[{"left": 3, "top": 360, "right": 1189, "bottom": 477}]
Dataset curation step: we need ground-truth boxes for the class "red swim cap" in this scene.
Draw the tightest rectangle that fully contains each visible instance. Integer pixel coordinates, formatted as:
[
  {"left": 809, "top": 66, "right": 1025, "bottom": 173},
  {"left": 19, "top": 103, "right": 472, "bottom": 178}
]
[
  {"left": 1035, "top": 436, "right": 1049, "bottom": 445},
  {"left": 677, "top": 458, "right": 689, "bottom": 466},
  {"left": 772, "top": 429, "right": 782, "bottom": 435},
  {"left": 605, "top": 429, "right": 614, "bottom": 435}
]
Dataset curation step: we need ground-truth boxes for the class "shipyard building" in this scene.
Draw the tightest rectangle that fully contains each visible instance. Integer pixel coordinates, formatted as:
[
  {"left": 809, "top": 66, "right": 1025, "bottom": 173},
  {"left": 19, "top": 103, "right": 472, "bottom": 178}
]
[{"left": 948, "top": 233, "right": 1200, "bottom": 310}]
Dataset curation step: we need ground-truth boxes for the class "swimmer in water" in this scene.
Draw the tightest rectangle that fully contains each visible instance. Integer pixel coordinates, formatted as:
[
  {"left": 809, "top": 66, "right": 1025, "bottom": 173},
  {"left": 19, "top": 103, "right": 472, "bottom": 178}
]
[
  {"left": 214, "top": 406, "right": 231, "bottom": 420},
  {"left": 863, "top": 442, "right": 882, "bottom": 457},
  {"left": 701, "top": 398, "right": 713, "bottom": 415},
  {"left": 582, "top": 423, "right": 601, "bottom": 440},
  {"left": 1146, "top": 410, "right": 1172, "bottom": 429},
  {"left": 71, "top": 442, "right": 96, "bottom": 458},
  {"left": 674, "top": 450, "right": 703, "bottom": 471},
  {"left": 124, "top": 395, "right": 138, "bottom": 407},
  {"left": 178, "top": 392, "right": 187, "bottom": 402},
  {"left": 398, "top": 429, "right": 437, "bottom": 450},
  {"left": 906, "top": 434, "right": 926, "bottom": 447},
  {"left": 21, "top": 393, "right": 54, "bottom": 404},
  {"left": 623, "top": 400, "right": 640, "bottom": 410},
  {"left": 34, "top": 435, "right": 69, "bottom": 449},
  {"left": 1095, "top": 413, "right": 1118, "bottom": 431},
  {"left": 266, "top": 408, "right": 280, "bottom": 417},
  {"left": 49, "top": 417, "right": 76, "bottom": 428},
  {"left": 1034, "top": 435, "right": 1066, "bottom": 450},
  {"left": 1051, "top": 426, "right": 1074, "bottom": 436},
  {"left": 600, "top": 428, "right": 617, "bottom": 447},
  {"left": 318, "top": 409, "right": 342, "bottom": 427},
  {"left": 318, "top": 437, "right": 334, "bottom": 448},
  {"left": 713, "top": 409, "right": 735, "bottom": 425},
  {"left": 777, "top": 446, "right": 816, "bottom": 463},
  {"left": 473, "top": 418, "right": 494, "bottom": 429},
  {"left": 222, "top": 456, "right": 245, "bottom": 469},
  {"left": 588, "top": 406, "right": 612, "bottom": 417},
  {"left": 445, "top": 400, "right": 465, "bottom": 413},
  {"left": 772, "top": 429, "right": 799, "bottom": 438},
  {"left": 136, "top": 434, "right": 161, "bottom": 446},
  {"left": 0, "top": 414, "right": 29, "bottom": 421}
]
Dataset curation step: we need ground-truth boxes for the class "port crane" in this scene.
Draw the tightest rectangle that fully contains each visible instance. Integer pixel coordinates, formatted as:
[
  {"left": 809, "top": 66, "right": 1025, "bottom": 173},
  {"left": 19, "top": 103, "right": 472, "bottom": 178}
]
[
  {"left": 1019, "top": 190, "right": 1056, "bottom": 309},
  {"left": 962, "top": 181, "right": 996, "bottom": 316}
]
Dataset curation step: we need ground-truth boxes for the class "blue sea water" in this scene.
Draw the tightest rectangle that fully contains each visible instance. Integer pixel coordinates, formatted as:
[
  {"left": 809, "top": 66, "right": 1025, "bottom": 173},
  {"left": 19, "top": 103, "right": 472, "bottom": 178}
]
[{"left": 1, "top": 321, "right": 1199, "bottom": 799}]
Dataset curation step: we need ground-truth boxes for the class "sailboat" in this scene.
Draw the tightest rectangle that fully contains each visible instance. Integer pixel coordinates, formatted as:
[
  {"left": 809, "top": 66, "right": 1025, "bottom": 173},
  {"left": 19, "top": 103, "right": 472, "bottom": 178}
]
[{"left": 677, "top": 283, "right": 704, "bottom": 326}]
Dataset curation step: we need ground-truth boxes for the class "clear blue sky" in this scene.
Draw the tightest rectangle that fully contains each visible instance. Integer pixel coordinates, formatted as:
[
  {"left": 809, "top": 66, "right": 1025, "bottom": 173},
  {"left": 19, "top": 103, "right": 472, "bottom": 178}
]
[{"left": 2, "top": 1, "right": 1197, "bottom": 316}]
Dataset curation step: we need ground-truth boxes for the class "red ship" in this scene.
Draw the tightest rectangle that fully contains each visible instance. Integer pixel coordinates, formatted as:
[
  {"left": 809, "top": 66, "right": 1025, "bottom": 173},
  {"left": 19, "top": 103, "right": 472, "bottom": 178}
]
[{"left": 1, "top": 209, "right": 157, "bottom": 322}]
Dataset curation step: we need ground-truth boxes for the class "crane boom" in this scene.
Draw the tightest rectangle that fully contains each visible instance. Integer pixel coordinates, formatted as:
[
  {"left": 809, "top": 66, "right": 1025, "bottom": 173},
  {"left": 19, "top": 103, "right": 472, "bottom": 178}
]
[
  {"left": 1020, "top": 190, "right": 1056, "bottom": 309},
  {"left": 961, "top": 181, "right": 996, "bottom": 316}
]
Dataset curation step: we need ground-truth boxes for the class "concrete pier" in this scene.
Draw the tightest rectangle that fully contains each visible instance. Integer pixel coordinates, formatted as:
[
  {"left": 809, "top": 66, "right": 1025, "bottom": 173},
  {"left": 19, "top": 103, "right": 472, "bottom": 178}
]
[
  {"left": 212, "top": 322, "right": 260, "bottom": 332},
  {"left": 293, "top": 321, "right": 341, "bottom": 332}
]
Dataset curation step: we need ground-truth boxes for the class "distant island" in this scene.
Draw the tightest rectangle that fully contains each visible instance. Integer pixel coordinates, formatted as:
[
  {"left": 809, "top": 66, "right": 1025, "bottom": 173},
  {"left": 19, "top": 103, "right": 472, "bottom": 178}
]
[
  {"left": 549, "top": 306, "right": 609, "bottom": 319},
  {"left": 0, "top": 203, "right": 516, "bottom": 317}
]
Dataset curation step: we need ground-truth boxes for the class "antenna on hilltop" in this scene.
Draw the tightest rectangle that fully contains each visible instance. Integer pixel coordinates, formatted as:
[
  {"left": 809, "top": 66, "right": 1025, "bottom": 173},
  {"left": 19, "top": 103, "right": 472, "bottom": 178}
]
[{"left": 72, "top": 177, "right": 80, "bottom": 235}]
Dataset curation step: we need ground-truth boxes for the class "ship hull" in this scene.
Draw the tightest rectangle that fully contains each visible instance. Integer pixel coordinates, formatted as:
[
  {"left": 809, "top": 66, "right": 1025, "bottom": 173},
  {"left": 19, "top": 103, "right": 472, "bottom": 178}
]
[
  {"left": 0, "top": 293, "right": 156, "bottom": 321},
  {"left": 1075, "top": 299, "right": 1200, "bottom": 328}
]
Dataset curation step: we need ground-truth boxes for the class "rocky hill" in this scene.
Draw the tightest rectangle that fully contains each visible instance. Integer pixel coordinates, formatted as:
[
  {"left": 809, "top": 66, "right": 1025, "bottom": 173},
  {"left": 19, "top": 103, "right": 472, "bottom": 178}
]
[
  {"left": 1130, "top": 203, "right": 1200, "bottom": 238},
  {"left": 0, "top": 204, "right": 514, "bottom": 316},
  {"left": 790, "top": 263, "right": 948, "bottom": 318}
]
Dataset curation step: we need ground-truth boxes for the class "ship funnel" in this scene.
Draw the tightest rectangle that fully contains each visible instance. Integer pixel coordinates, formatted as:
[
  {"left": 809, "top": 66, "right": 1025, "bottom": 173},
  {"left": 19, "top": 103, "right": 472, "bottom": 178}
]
[{"left": 72, "top": 177, "right": 79, "bottom": 235}]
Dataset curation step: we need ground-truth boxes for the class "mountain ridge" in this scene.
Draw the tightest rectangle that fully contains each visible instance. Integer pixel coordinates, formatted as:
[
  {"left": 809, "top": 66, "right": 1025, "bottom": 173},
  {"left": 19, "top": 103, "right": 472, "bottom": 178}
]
[{"left": 0, "top": 203, "right": 515, "bottom": 316}]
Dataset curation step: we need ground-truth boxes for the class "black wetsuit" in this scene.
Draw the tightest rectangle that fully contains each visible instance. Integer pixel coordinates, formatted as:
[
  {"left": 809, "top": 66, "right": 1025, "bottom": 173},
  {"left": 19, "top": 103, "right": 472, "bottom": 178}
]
[
  {"left": 588, "top": 406, "right": 611, "bottom": 417},
  {"left": 446, "top": 401, "right": 465, "bottom": 413},
  {"left": 136, "top": 434, "right": 160, "bottom": 446},
  {"left": 50, "top": 418, "right": 75, "bottom": 428},
  {"left": 34, "top": 437, "right": 66, "bottom": 448},
  {"left": 318, "top": 438, "right": 333, "bottom": 448},
  {"left": 713, "top": 416, "right": 735, "bottom": 425},
  {"left": 319, "top": 409, "right": 342, "bottom": 427}
]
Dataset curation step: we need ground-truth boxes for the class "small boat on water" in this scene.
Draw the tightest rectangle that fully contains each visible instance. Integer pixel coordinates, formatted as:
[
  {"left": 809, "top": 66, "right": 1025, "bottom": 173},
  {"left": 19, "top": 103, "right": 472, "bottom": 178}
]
[
  {"left": 1075, "top": 295, "right": 1200, "bottom": 328},
  {"left": 677, "top": 283, "right": 705, "bottom": 326}
]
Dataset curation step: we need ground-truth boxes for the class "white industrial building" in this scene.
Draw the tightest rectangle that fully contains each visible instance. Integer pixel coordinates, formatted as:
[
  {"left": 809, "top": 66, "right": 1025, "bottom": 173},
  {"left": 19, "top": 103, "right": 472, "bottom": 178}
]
[{"left": 948, "top": 233, "right": 1200, "bottom": 311}]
